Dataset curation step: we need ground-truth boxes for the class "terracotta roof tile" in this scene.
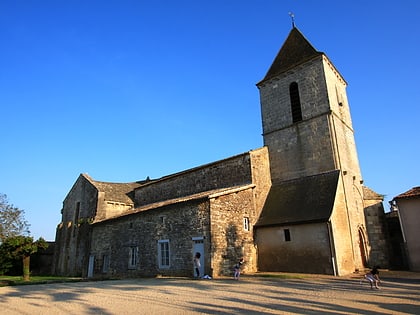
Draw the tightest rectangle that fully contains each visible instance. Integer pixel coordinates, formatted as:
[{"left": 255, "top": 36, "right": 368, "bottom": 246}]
[
  {"left": 363, "top": 186, "right": 384, "bottom": 200},
  {"left": 394, "top": 186, "right": 420, "bottom": 200}
]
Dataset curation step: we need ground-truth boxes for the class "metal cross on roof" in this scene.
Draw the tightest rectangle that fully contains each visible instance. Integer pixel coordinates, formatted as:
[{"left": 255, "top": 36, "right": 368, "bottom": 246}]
[{"left": 288, "top": 12, "right": 296, "bottom": 28}]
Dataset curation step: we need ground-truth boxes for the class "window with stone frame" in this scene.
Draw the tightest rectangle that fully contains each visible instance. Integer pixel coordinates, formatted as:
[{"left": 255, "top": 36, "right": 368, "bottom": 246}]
[
  {"left": 289, "top": 82, "right": 303, "bottom": 123},
  {"left": 243, "top": 217, "right": 250, "bottom": 231},
  {"left": 128, "top": 246, "right": 138, "bottom": 269},
  {"left": 158, "top": 240, "right": 170, "bottom": 268}
]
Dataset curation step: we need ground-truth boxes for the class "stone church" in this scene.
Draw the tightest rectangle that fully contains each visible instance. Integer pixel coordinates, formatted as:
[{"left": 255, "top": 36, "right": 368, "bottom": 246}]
[{"left": 53, "top": 27, "right": 387, "bottom": 278}]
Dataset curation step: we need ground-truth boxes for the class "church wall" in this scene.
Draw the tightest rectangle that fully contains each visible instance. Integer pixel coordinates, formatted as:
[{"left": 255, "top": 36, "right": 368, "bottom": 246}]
[
  {"left": 204, "top": 147, "right": 270, "bottom": 276},
  {"left": 209, "top": 187, "right": 257, "bottom": 276},
  {"left": 258, "top": 57, "right": 339, "bottom": 183},
  {"left": 263, "top": 116, "right": 336, "bottom": 182},
  {"left": 329, "top": 178, "right": 357, "bottom": 275},
  {"left": 324, "top": 58, "right": 368, "bottom": 273},
  {"left": 322, "top": 56, "right": 352, "bottom": 127},
  {"left": 255, "top": 223, "right": 334, "bottom": 274},
  {"left": 250, "top": 147, "right": 272, "bottom": 212},
  {"left": 53, "top": 175, "right": 97, "bottom": 276},
  {"left": 103, "top": 201, "right": 133, "bottom": 219},
  {"left": 329, "top": 113, "right": 367, "bottom": 271},
  {"left": 90, "top": 199, "right": 211, "bottom": 278},
  {"left": 364, "top": 199, "right": 389, "bottom": 268},
  {"left": 259, "top": 56, "right": 330, "bottom": 136},
  {"left": 329, "top": 114, "right": 362, "bottom": 183},
  {"left": 135, "top": 153, "right": 253, "bottom": 206}
]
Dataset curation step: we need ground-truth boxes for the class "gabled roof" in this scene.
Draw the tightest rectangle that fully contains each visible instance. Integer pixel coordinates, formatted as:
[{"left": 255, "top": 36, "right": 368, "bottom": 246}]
[
  {"left": 363, "top": 186, "right": 384, "bottom": 200},
  {"left": 258, "top": 27, "right": 323, "bottom": 84},
  {"left": 393, "top": 186, "right": 420, "bottom": 200},
  {"left": 255, "top": 170, "right": 339, "bottom": 227},
  {"left": 82, "top": 173, "right": 149, "bottom": 205}
]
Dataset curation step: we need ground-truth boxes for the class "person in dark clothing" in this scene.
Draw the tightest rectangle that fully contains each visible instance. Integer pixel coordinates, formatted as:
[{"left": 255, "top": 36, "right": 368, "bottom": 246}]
[{"left": 233, "top": 258, "right": 244, "bottom": 280}]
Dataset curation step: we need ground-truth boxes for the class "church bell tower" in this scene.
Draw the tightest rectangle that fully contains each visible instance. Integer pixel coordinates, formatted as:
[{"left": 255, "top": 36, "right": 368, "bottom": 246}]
[
  {"left": 256, "top": 27, "right": 369, "bottom": 274},
  {"left": 257, "top": 27, "right": 362, "bottom": 184}
]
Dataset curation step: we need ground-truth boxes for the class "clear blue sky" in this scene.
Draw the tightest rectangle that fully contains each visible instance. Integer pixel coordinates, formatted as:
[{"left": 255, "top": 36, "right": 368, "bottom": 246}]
[{"left": 1, "top": 1, "right": 419, "bottom": 241}]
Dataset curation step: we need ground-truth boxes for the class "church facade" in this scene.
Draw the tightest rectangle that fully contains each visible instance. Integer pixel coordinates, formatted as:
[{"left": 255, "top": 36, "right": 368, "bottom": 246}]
[{"left": 53, "top": 27, "right": 386, "bottom": 278}]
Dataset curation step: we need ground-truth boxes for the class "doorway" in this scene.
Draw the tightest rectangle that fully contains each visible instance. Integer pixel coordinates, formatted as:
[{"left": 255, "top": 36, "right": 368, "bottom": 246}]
[
  {"left": 358, "top": 228, "right": 368, "bottom": 267},
  {"left": 87, "top": 255, "right": 95, "bottom": 278},
  {"left": 192, "top": 237, "right": 204, "bottom": 277}
]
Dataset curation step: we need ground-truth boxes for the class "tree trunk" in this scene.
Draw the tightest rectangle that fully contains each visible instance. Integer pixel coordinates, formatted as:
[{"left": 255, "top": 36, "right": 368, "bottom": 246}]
[{"left": 22, "top": 255, "right": 30, "bottom": 281}]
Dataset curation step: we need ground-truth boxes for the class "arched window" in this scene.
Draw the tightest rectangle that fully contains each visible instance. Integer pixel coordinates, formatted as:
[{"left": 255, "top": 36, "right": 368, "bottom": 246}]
[{"left": 289, "top": 82, "right": 302, "bottom": 123}]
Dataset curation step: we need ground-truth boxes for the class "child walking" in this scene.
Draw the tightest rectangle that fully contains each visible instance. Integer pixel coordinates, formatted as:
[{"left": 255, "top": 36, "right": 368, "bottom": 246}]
[{"left": 233, "top": 258, "right": 244, "bottom": 280}]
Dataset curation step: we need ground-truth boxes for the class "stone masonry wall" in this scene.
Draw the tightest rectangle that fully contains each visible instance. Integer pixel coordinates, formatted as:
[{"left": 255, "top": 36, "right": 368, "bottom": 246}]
[
  {"left": 209, "top": 187, "right": 256, "bottom": 276},
  {"left": 329, "top": 177, "right": 355, "bottom": 275},
  {"left": 250, "top": 147, "right": 272, "bottom": 214},
  {"left": 258, "top": 57, "right": 337, "bottom": 183},
  {"left": 258, "top": 56, "right": 330, "bottom": 135},
  {"left": 255, "top": 223, "right": 333, "bottom": 274},
  {"left": 208, "top": 148, "right": 271, "bottom": 276},
  {"left": 364, "top": 199, "right": 389, "bottom": 268},
  {"left": 53, "top": 175, "right": 97, "bottom": 276},
  {"left": 264, "top": 115, "right": 336, "bottom": 182},
  {"left": 135, "top": 153, "right": 253, "bottom": 207},
  {"left": 90, "top": 199, "right": 210, "bottom": 278}
]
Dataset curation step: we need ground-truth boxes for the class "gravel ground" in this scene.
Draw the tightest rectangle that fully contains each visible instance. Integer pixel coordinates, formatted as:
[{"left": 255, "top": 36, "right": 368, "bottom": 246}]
[{"left": 1, "top": 271, "right": 419, "bottom": 314}]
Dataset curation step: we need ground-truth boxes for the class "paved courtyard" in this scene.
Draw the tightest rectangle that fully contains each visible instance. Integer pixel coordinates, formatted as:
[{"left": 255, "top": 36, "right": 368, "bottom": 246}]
[{"left": 1, "top": 271, "right": 419, "bottom": 314}]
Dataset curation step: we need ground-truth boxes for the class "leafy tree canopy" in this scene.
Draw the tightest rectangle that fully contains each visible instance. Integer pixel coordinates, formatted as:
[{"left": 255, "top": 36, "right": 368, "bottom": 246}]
[
  {"left": 0, "top": 235, "right": 47, "bottom": 260},
  {"left": 0, "top": 193, "right": 30, "bottom": 242},
  {"left": 0, "top": 235, "right": 48, "bottom": 279}
]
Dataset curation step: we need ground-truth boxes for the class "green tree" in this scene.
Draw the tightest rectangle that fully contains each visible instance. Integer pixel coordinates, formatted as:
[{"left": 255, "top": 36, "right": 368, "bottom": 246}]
[
  {"left": 0, "top": 236, "right": 48, "bottom": 280},
  {"left": 0, "top": 193, "right": 30, "bottom": 242}
]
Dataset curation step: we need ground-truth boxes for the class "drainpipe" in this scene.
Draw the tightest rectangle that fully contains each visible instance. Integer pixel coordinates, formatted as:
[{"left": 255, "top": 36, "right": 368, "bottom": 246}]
[
  {"left": 391, "top": 201, "right": 406, "bottom": 243},
  {"left": 327, "top": 221, "right": 338, "bottom": 276}
]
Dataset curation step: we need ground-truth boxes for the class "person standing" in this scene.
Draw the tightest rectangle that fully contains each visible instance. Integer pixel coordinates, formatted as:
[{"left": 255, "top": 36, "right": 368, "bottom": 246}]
[{"left": 193, "top": 252, "right": 201, "bottom": 278}]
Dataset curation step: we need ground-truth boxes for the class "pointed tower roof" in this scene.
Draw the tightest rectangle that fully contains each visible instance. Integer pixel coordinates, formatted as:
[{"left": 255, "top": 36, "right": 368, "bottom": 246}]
[{"left": 258, "top": 27, "right": 323, "bottom": 84}]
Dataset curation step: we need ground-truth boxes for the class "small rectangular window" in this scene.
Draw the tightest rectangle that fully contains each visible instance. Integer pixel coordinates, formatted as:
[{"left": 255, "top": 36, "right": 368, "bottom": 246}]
[
  {"left": 128, "top": 246, "right": 138, "bottom": 269},
  {"left": 284, "top": 229, "right": 291, "bottom": 242},
  {"left": 243, "top": 217, "right": 250, "bottom": 231},
  {"left": 158, "top": 240, "right": 170, "bottom": 268}
]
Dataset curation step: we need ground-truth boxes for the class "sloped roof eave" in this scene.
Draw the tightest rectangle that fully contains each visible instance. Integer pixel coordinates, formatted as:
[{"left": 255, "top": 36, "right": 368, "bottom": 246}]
[
  {"left": 393, "top": 186, "right": 420, "bottom": 200},
  {"left": 92, "top": 184, "right": 254, "bottom": 225},
  {"left": 257, "top": 54, "right": 322, "bottom": 86},
  {"left": 254, "top": 218, "right": 330, "bottom": 229}
]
